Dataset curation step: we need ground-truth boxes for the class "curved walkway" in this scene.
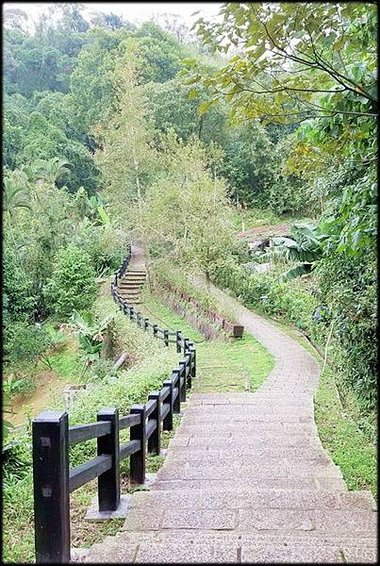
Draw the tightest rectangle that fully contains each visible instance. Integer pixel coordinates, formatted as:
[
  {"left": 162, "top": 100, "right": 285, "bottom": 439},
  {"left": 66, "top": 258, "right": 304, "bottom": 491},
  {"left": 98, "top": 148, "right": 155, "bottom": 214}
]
[{"left": 85, "top": 280, "right": 377, "bottom": 563}]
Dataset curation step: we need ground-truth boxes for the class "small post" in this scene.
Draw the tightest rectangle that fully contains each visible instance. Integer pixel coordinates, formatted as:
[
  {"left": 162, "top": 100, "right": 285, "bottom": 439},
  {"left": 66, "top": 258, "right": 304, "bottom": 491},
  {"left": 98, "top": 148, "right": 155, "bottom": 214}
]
[
  {"left": 33, "top": 411, "right": 70, "bottom": 564},
  {"left": 162, "top": 380, "right": 173, "bottom": 431},
  {"left": 153, "top": 324, "right": 158, "bottom": 337},
  {"left": 97, "top": 408, "right": 120, "bottom": 512},
  {"left": 130, "top": 404, "right": 146, "bottom": 485},
  {"left": 185, "top": 352, "right": 192, "bottom": 389},
  {"left": 184, "top": 338, "right": 189, "bottom": 355},
  {"left": 190, "top": 346, "right": 196, "bottom": 379},
  {"left": 129, "top": 306, "right": 134, "bottom": 320},
  {"left": 176, "top": 331, "right": 182, "bottom": 353},
  {"left": 164, "top": 329, "right": 169, "bottom": 347},
  {"left": 172, "top": 370, "right": 181, "bottom": 413},
  {"left": 179, "top": 361, "right": 187, "bottom": 402},
  {"left": 144, "top": 318, "right": 149, "bottom": 331},
  {"left": 147, "top": 392, "right": 161, "bottom": 455}
]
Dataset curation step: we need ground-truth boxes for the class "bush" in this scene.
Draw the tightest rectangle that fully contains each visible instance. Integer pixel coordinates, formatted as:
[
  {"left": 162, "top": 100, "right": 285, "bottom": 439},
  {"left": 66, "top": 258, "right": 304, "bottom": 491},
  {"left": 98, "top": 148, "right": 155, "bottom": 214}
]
[
  {"left": 43, "top": 245, "right": 98, "bottom": 319},
  {"left": 4, "top": 321, "right": 52, "bottom": 365},
  {"left": 317, "top": 249, "right": 377, "bottom": 409},
  {"left": 72, "top": 221, "right": 129, "bottom": 275},
  {"left": 3, "top": 245, "right": 36, "bottom": 322},
  {"left": 212, "top": 259, "right": 321, "bottom": 340}
]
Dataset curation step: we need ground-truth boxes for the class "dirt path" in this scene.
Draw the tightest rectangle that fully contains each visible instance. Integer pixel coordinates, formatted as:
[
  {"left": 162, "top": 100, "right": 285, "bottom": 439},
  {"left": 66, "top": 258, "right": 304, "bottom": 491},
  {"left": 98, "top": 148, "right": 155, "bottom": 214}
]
[{"left": 83, "top": 267, "right": 377, "bottom": 563}]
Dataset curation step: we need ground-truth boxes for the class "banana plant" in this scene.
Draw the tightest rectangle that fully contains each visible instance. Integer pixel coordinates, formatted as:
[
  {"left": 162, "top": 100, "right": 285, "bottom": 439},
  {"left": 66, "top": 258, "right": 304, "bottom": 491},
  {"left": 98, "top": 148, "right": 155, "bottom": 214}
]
[
  {"left": 261, "top": 223, "right": 325, "bottom": 282},
  {"left": 70, "top": 310, "right": 114, "bottom": 363}
]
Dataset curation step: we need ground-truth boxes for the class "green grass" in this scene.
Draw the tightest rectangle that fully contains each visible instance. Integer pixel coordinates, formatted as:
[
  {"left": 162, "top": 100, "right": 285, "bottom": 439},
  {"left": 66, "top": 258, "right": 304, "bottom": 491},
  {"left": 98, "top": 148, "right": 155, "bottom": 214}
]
[
  {"left": 315, "top": 368, "right": 377, "bottom": 498},
  {"left": 140, "top": 292, "right": 275, "bottom": 393},
  {"left": 42, "top": 341, "right": 82, "bottom": 381}
]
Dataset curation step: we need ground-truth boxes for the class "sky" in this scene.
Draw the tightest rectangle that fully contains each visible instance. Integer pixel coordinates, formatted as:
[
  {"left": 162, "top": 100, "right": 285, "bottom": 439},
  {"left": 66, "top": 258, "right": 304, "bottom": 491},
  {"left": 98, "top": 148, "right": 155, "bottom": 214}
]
[{"left": 4, "top": 2, "right": 223, "bottom": 30}]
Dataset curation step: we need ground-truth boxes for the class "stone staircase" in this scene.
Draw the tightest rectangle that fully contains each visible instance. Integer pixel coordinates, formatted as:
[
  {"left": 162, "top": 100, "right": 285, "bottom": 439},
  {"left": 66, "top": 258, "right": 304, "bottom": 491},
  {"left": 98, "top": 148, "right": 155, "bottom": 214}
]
[
  {"left": 117, "top": 270, "right": 146, "bottom": 305},
  {"left": 83, "top": 393, "right": 377, "bottom": 564}
]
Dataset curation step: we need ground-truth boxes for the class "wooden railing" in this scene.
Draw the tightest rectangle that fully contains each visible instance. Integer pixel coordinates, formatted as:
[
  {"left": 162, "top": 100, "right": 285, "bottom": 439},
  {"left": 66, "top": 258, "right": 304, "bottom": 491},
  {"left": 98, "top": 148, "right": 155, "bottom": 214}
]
[{"left": 32, "top": 246, "right": 196, "bottom": 563}]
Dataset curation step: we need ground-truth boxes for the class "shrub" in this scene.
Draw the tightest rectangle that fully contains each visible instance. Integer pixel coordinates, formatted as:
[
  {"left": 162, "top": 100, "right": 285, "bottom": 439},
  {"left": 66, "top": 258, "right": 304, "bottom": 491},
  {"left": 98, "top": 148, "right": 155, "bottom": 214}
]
[
  {"left": 316, "top": 249, "right": 377, "bottom": 409},
  {"left": 72, "top": 221, "right": 128, "bottom": 275},
  {"left": 43, "top": 245, "right": 97, "bottom": 319},
  {"left": 4, "top": 321, "right": 52, "bottom": 365},
  {"left": 3, "top": 245, "right": 36, "bottom": 322}
]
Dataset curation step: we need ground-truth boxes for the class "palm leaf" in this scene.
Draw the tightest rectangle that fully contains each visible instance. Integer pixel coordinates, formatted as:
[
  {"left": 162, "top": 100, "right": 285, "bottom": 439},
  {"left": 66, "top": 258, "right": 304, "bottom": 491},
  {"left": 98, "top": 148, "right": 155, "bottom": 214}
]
[{"left": 277, "top": 263, "right": 314, "bottom": 282}]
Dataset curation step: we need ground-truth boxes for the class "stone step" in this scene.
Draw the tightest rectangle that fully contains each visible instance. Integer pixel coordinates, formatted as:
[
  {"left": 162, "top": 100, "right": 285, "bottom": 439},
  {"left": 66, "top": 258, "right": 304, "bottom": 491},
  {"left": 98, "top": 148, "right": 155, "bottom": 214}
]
[
  {"left": 156, "top": 463, "right": 343, "bottom": 482},
  {"left": 118, "top": 292, "right": 141, "bottom": 299},
  {"left": 118, "top": 293, "right": 141, "bottom": 299},
  {"left": 128, "top": 488, "right": 376, "bottom": 512},
  {"left": 118, "top": 282, "right": 143, "bottom": 287},
  {"left": 163, "top": 454, "right": 333, "bottom": 468},
  {"left": 168, "top": 435, "right": 324, "bottom": 449},
  {"left": 166, "top": 446, "right": 333, "bottom": 460},
  {"left": 151, "top": 477, "right": 348, "bottom": 492},
  {"left": 82, "top": 529, "right": 377, "bottom": 563},
  {"left": 181, "top": 414, "right": 314, "bottom": 424},
  {"left": 119, "top": 505, "right": 376, "bottom": 534},
  {"left": 173, "top": 423, "right": 318, "bottom": 435},
  {"left": 125, "top": 266, "right": 146, "bottom": 275}
]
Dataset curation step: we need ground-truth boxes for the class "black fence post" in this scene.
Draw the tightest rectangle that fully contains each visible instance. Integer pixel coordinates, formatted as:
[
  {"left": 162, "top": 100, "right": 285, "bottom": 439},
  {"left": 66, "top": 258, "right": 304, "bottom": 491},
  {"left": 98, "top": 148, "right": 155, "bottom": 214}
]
[
  {"left": 184, "top": 338, "right": 189, "bottom": 355},
  {"left": 179, "top": 361, "right": 187, "bottom": 402},
  {"left": 176, "top": 331, "right": 182, "bottom": 353},
  {"left": 172, "top": 370, "right": 181, "bottom": 413},
  {"left": 144, "top": 318, "right": 149, "bottom": 331},
  {"left": 153, "top": 324, "right": 158, "bottom": 338},
  {"left": 33, "top": 410, "right": 70, "bottom": 564},
  {"left": 185, "top": 352, "right": 192, "bottom": 389},
  {"left": 164, "top": 329, "right": 169, "bottom": 347},
  {"left": 97, "top": 408, "right": 120, "bottom": 512},
  {"left": 190, "top": 346, "right": 196, "bottom": 379},
  {"left": 147, "top": 391, "right": 161, "bottom": 455},
  {"left": 130, "top": 404, "right": 146, "bottom": 484},
  {"left": 162, "top": 379, "right": 173, "bottom": 431},
  {"left": 129, "top": 306, "right": 135, "bottom": 321}
]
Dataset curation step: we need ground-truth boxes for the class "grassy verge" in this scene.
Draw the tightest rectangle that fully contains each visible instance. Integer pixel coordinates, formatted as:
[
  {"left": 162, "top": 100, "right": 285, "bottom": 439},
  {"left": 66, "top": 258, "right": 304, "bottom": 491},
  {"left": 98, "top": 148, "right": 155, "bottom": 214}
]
[
  {"left": 314, "top": 367, "right": 377, "bottom": 498},
  {"left": 140, "top": 292, "right": 275, "bottom": 393}
]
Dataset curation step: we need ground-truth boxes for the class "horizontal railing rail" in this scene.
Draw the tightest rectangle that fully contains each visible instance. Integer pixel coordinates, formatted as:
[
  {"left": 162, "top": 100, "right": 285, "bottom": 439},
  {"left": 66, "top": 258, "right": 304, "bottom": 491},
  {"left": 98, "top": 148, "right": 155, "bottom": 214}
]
[{"left": 33, "top": 245, "right": 196, "bottom": 564}]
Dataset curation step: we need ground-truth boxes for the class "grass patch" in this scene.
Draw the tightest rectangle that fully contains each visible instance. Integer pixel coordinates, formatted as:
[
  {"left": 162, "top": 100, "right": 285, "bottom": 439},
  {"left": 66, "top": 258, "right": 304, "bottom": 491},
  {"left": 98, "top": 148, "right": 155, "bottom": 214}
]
[
  {"left": 42, "top": 339, "right": 82, "bottom": 381},
  {"left": 140, "top": 291, "right": 274, "bottom": 393},
  {"left": 315, "top": 367, "right": 377, "bottom": 498}
]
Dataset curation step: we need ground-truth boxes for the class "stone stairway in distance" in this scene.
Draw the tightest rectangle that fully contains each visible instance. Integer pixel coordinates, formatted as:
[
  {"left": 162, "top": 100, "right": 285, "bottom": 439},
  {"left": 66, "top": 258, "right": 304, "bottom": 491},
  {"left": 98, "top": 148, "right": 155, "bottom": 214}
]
[
  {"left": 117, "top": 270, "right": 146, "bottom": 306},
  {"left": 117, "top": 242, "right": 147, "bottom": 306}
]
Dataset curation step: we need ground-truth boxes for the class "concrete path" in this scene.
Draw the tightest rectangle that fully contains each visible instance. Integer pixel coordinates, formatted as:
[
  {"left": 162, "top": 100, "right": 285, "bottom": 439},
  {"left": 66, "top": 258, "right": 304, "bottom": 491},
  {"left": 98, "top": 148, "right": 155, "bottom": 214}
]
[{"left": 85, "top": 279, "right": 377, "bottom": 563}]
